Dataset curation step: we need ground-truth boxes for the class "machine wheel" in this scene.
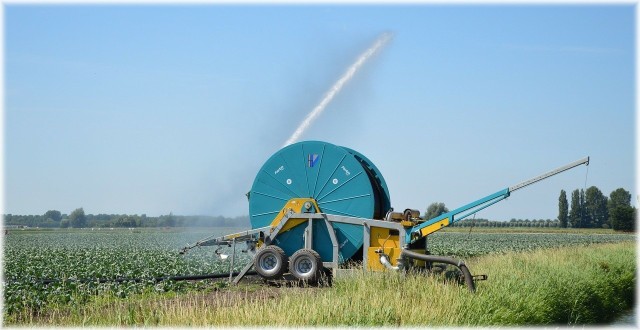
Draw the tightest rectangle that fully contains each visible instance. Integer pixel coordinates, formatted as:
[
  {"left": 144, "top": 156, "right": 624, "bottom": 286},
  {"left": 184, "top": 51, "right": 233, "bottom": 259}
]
[
  {"left": 254, "top": 245, "right": 288, "bottom": 280},
  {"left": 289, "top": 249, "right": 323, "bottom": 284}
]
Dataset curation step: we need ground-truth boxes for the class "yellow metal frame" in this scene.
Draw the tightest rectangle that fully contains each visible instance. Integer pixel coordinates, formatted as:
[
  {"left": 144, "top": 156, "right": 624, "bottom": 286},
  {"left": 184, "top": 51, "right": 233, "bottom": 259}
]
[
  {"left": 366, "top": 227, "right": 401, "bottom": 271},
  {"left": 269, "top": 198, "right": 321, "bottom": 233},
  {"left": 419, "top": 217, "right": 450, "bottom": 237}
]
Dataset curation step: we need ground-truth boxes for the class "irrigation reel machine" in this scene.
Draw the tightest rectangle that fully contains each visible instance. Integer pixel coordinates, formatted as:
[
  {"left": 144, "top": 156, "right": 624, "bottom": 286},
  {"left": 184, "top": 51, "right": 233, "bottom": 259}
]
[{"left": 181, "top": 141, "right": 589, "bottom": 291}]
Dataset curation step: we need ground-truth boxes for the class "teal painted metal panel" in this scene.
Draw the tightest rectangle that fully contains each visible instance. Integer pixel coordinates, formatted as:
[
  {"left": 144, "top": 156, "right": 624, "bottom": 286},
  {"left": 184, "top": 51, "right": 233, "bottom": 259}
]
[
  {"left": 331, "top": 222, "right": 362, "bottom": 263},
  {"left": 342, "top": 147, "right": 391, "bottom": 219},
  {"left": 249, "top": 141, "right": 387, "bottom": 261},
  {"left": 273, "top": 225, "right": 305, "bottom": 257}
]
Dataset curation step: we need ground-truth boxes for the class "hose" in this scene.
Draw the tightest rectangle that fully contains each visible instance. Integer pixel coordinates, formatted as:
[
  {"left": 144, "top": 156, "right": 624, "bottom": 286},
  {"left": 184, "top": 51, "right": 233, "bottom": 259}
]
[
  {"left": 13, "top": 271, "right": 258, "bottom": 285},
  {"left": 400, "top": 249, "right": 476, "bottom": 292}
]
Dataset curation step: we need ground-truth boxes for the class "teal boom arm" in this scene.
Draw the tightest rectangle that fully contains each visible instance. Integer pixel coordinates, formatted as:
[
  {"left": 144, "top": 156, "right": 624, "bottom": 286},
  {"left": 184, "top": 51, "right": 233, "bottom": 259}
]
[
  {"left": 406, "top": 188, "right": 510, "bottom": 243},
  {"left": 407, "top": 156, "right": 590, "bottom": 244}
]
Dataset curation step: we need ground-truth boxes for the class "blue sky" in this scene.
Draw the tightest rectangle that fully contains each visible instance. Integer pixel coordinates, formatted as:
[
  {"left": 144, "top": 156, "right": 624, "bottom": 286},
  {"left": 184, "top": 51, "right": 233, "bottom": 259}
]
[{"left": 4, "top": 5, "right": 635, "bottom": 221}]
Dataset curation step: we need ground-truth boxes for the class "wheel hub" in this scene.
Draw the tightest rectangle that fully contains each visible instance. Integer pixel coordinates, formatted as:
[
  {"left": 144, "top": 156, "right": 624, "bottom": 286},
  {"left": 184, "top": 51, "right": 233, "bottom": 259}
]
[
  {"left": 295, "top": 257, "right": 313, "bottom": 274},
  {"left": 261, "top": 254, "right": 277, "bottom": 270}
]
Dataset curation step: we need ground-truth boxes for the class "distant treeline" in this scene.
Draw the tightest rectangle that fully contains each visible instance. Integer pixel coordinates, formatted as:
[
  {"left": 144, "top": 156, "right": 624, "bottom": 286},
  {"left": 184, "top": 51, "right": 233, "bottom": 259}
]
[
  {"left": 451, "top": 218, "right": 562, "bottom": 228},
  {"left": 3, "top": 208, "right": 250, "bottom": 228}
]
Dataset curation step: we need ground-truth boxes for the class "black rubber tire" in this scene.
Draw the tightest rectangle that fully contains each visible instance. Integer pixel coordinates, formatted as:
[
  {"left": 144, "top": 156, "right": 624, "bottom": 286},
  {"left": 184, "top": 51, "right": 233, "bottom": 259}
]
[
  {"left": 254, "top": 245, "right": 288, "bottom": 280},
  {"left": 289, "top": 249, "right": 323, "bottom": 284}
]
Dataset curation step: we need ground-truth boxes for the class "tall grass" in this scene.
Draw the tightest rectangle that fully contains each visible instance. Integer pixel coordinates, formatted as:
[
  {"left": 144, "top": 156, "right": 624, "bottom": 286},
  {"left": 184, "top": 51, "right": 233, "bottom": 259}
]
[{"left": 6, "top": 242, "right": 635, "bottom": 326}]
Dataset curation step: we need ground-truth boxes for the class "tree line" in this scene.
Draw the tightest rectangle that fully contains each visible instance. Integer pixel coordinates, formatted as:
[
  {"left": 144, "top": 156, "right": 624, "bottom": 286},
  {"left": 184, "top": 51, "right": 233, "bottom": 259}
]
[
  {"left": 3, "top": 208, "right": 250, "bottom": 228},
  {"left": 424, "top": 186, "right": 635, "bottom": 231},
  {"left": 557, "top": 187, "right": 635, "bottom": 231},
  {"left": 451, "top": 218, "right": 563, "bottom": 228},
  {"left": 425, "top": 202, "right": 563, "bottom": 227}
]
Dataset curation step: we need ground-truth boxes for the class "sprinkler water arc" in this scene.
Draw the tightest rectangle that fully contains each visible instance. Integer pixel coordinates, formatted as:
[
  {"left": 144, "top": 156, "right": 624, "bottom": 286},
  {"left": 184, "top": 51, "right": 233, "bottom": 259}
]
[{"left": 283, "top": 32, "right": 393, "bottom": 147}]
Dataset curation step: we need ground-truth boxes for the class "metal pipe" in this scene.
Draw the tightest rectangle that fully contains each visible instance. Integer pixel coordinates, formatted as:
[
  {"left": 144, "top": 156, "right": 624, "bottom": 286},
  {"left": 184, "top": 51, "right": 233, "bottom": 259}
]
[
  {"left": 23, "top": 271, "right": 258, "bottom": 285},
  {"left": 379, "top": 253, "right": 400, "bottom": 271},
  {"left": 229, "top": 238, "right": 236, "bottom": 282},
  {"left": 400, "top": 249, "right": 476, "bottom": 292},
  {"left": 508, "top": 156, "right": 589, "bottom": 193}
]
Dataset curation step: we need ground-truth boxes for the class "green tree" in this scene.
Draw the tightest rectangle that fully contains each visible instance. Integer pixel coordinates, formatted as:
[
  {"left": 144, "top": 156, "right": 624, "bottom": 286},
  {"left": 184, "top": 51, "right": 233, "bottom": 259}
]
[
  {"left": 579, "top": 189, "right": 586, "bottom": 227},
  {"left": 608, "top": 188, "right": 635, "bottom": 232},
  {"left": 424, "top": 202, "right": 449, "bottom": 220},
  {"left": 558, "top": 190, "right": 568, "bottom": 228},
  {"left": 584, "top": 186, "right": 608, "bottom": 228},
  {"left": 569, "top": 189, "right": 581, "bottom": 228},
  {"left": 159, "top": 212, "right": 176, "bottom": 227},
  {"left": 69, "top": 208, "right": 87, "bottom": 228},
  {"left": 44, "top": 210, "right": 62, "bottom": 222},
  {"left": 115, "top": 215, "right": 138, "bottom": 228},
  {"left": 60, "top": 219, "right": 70, "bottom": 228},
  {"left": 608, "top": 188, "right": 631, "bottom": 212},
  {"left": 610, "top": 205, "right": 636, "bottom": 232}
]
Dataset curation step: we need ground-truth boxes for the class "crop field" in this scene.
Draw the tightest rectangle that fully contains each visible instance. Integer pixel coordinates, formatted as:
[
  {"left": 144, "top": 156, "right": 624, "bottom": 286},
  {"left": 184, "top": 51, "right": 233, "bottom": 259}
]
[
  {"left": 3, "top": 228, "right": 251, "bottom": 317},
  {"left": 427, "top": 231, "right": 635, "bottom": 258},
  {"left": 2, "top": 227, "right": 636, "bottom": 323}
]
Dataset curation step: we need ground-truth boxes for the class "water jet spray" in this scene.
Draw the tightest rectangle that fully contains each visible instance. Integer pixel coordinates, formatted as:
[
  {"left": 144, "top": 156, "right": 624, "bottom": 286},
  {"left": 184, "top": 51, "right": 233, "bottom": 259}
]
[{"left": 283, "top": 32, "right": 393, "bottom": 147}]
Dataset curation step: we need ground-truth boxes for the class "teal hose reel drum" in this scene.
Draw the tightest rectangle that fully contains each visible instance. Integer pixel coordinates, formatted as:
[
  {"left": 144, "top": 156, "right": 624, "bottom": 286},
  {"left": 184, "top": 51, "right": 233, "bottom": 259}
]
[{"left": 248, "top": 140, "right": 391, "bottom": 263}]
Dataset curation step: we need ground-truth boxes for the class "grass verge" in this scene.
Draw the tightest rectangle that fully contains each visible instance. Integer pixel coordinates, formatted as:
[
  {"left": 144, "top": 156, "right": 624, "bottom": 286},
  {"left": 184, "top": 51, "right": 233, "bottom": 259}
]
[{"left": 5, "top": 241, "right": 635, "bottom": 326}]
